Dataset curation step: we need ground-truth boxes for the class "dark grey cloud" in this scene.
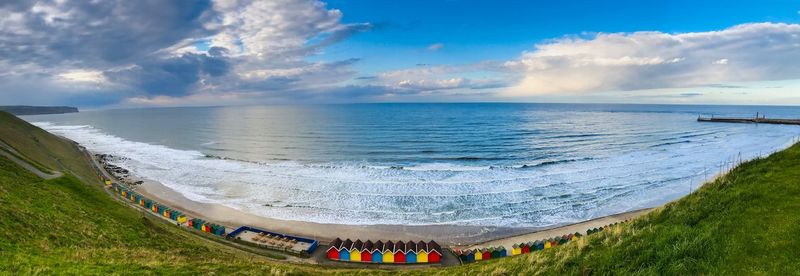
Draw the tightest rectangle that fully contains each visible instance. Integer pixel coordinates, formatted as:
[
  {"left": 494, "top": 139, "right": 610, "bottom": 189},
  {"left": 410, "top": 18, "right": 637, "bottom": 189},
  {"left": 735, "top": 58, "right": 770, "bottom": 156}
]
[
  {"left": 0, "top": 0, "right": 215, "bottom": 67},
  {"left": 104, "top": 53, "right": 230, "bottom": 96},
  {"left": 0, "top": 0, "right": 376, "bottom": 106}
]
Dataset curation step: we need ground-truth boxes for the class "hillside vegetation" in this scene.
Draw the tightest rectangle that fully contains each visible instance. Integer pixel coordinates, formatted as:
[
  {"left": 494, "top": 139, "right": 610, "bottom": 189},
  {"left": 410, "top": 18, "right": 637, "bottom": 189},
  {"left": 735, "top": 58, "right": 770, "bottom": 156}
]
[
  {"left": 0, "top": 112, "right": 96, "bottom": 183},
  {"left": 1, "top": 110, "right": 799, "bottom": 274}
]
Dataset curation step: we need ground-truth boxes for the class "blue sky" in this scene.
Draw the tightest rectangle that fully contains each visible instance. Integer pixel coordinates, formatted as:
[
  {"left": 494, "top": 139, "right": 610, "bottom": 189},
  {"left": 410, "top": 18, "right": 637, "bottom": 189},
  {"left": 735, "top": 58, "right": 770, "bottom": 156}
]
[
  {"left": 321, "top": 0, "right": 800, "bottom": 72},
  {"left": 1, "top": 0, "right": 800, "bottom": 107}
]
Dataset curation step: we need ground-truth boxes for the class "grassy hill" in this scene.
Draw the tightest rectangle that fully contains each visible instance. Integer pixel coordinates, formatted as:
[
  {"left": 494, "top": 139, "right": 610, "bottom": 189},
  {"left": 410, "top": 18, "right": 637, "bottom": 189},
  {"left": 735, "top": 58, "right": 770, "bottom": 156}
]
[
  {"left": 1, "top": 110, "right": 799, "bottom": 274},
  {"left": 0, "top": 111, "right": 97, "bottom": 184}
]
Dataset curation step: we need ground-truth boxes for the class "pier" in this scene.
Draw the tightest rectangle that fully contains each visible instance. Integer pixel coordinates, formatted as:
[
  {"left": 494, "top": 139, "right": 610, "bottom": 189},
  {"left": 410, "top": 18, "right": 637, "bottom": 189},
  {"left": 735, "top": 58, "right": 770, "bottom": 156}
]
[{"left": 698, "top": 112, "right": 800, "bottom": 125}]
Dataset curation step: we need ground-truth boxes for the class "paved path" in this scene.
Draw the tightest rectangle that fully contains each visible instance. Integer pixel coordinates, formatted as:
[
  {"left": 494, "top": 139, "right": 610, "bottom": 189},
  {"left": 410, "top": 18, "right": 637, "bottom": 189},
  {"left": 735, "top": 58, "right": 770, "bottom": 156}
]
[{"left": 0, "top": 141, "right": 62, "bottom": 179}]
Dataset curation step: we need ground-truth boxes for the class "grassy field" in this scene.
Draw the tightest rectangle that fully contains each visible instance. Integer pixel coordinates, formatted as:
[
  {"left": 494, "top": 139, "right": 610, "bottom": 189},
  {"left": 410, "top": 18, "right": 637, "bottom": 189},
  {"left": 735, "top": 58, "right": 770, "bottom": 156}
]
[{"left": 1, "top": 110, "right": 799, "bottom": 274}]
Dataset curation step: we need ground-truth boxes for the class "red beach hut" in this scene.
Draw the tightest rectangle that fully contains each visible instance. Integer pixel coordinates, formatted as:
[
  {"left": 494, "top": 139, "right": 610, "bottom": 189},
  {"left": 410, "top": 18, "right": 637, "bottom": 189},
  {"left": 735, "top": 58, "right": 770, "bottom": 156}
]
[
  {"left": 482, "top": 249, "right": 491, "bottom": 260},
  {"left": 394, "top": 241, "right": 406, "bottom": 263},
  {"left": 326, "top": 238, "right": 342, "bottom": 260},
  {"left": 427, "top": 241, "right": 442, "bottom": 263},
  {"left": 361, "top": 240, "right": 373, "bottom": 262}
]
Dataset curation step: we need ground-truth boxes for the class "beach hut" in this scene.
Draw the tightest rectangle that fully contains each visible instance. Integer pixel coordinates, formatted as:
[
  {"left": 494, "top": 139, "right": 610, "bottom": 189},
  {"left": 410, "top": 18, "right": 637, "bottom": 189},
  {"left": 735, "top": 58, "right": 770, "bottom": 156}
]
[
  {"left": 326, "top": 238, "right": 342, "bottom": 260},
  {"left": 372, "top": 240, "right": 383, "bottom": 263},
  {"left": 481, "top": 249, "right": 491, "bottom": 260},
  {"left": 544, "top": 240, "right": 552, "bottom": 249},
  {"left": 382, "top": 241, "right": 395, "bottom": 263},
  {"left": 371, "top": 241, "right": 383, "bottom": 263},
  {"left": 521, "top": 243, "right": 531, "bottom": 254},
  {"left": 465, "top": 250, "right": 475, "bottom": 262},
  {"left": 416, "top": 241, "right": 428, "bottom": 263},
  {"left": 339, "top": 239, "right": 352, "bottom": 261},
  {"left": 572, "top": 233, "right": 580, "bottom": 241},
  {"left": 350, "top": 240, "right": 362, "bottom": 262},
  {"left": 499, "top": 246, "right": 508, "bottom": 257},
  {"left": 474, "top": 249, "right": 483, "bottom": 261},
  {"left": 490, "top": 247, "right": 501, "bottom": 259},
  {"left": 393, "top": 241, "right": 406, "bottom": 263},
  {"left": 536, "top": 241, "right": 545, "bottom": 251},
  {"left": 511, "top": 244, "right": 521, "bottom": 256},
  {"left": 455, "top": 250, "right": 467, "bottom": 263},
  {"left": 405, "top": 241, "right": 417, "bottom": 263},
  {"left": 427, "top": 241, "right": 442, "bottom": 263},
  {"left": 361, "top": 240, "right": 373, "bottom": 263},
  {"left": 551, "top": 238, "right": 560, "bottom": 247}
]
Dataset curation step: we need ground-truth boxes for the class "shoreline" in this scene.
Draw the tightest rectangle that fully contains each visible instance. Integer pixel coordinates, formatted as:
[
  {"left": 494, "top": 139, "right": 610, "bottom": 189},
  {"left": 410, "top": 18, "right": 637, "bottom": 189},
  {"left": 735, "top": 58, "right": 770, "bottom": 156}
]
[
  {"left": 95, "top": 136, "right": 780, "bottom": 248},
  {"left": 131, "top": 168, "right": 662, "bottom": 246},
  {"left": 134, "top": 176, "right": 541, "bottom": 245}
]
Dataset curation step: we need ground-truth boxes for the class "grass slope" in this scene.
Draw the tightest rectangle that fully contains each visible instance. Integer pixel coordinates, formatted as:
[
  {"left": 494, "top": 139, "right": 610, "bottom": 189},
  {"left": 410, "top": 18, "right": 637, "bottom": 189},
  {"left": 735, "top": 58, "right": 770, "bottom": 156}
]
[
  {"left": 0, "top": 111, "right": 97, "bottom": 184},
  {"left": 430, "top": 143, "right": 800, "bottom": 275},
  {"left": 0, "top": 155, "right": 349, "bottom": 274}
]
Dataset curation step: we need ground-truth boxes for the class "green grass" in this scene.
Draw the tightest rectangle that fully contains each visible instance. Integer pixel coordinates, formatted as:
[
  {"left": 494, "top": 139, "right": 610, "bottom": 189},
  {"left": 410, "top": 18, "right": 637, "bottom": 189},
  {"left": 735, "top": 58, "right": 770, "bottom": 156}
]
[
  {"left": 0, "top": 111, "right": 97, "bottom": 183},
  {"left": 0, "top": 145, "right": 53, "bottom": 174},
  {"left": 1, "top": 110, "right": 799, "bottom": 275},
  {"left": 0, "top": 155, "right": 332, "bottom": 274}
]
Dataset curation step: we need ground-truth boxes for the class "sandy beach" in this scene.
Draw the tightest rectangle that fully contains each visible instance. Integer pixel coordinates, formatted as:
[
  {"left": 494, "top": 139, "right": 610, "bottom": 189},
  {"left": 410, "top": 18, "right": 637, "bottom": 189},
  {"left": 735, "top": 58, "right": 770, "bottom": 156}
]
[{"left": 135, "top": 177, "right": 540, "bottom": 245}]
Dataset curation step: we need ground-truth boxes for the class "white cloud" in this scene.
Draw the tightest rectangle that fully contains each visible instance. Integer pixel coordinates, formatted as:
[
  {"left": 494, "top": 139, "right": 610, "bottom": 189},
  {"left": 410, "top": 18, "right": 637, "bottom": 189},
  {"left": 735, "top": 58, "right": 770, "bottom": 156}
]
[
  {"left": 57, "top": 70, "right": 108, "bottom": 84},
  {"left": 427, "top": 43, "right": 444, "bottom": 51},
  {"left": 503, "top": 23, "right": 800, "bottom": 96}
]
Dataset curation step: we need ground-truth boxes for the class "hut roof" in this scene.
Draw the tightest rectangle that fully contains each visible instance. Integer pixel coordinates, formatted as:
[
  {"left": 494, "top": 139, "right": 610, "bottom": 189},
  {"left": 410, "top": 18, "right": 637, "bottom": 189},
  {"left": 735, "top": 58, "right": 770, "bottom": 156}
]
[
  {"left": 363, "top": 240, "right": 374, "bottom": 252},
  {"left": 416, "top": 240, "right": 428, "bottom": 252},
  {"left": 341, "top": 239, "right": 353, "bottom": 251},
  {"left": 373, "top": 241, "right": 384, "bottom": 253},
  {"left": 352, "top": 239, "right": 363, "bottom": 251},
  {"left": 384, "top": 240, "right": 395, "bottom": 252},
  {"left": 427, "top": 240, "right": 442, "bottom": 254},
  {"left": 394, "top": 241, "right": 406, "bottom": 253},
  {"left": 405, "top": 241, "right": 417, "bottom": 253},
  {"left": 329, "top": 238, "right": 343, "bottom": 250}
]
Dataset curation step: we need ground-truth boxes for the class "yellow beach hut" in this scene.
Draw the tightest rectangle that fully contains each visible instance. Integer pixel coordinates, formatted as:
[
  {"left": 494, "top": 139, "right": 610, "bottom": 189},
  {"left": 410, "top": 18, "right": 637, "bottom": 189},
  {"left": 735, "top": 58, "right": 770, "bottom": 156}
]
[
  {"left": 511, "top": 244, "right": 521, "bottom": 255},
  {"left": 382, "top": 241, "right": 395, "bottom": 263},
  {"left": 350, "top": 240, "right": 363, "bottom": 262},
  {"left": 474, "top": 249, "right": 483, "bottom": 261},
  {"left": 416, "top": 240, "right": 428, "bottom": 263},
  {"left": 544, "top": 240, "right": 552, "bottom": 249}
]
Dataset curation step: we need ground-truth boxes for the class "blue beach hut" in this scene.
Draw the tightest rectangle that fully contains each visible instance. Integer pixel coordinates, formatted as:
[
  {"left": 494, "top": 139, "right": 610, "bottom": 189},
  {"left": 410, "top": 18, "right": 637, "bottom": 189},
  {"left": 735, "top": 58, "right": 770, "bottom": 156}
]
[
  {"left": 497, "top": 246, "right": 507, "bottom": 257},
  {"left": 405, "top": 241, "right": 417, "bottom": 263},
  {"left": 339, "top": 239, "right": 352, "bottom": 261},
  {"left": 372, "top": 241, "right": 384, "bottom": 263}
]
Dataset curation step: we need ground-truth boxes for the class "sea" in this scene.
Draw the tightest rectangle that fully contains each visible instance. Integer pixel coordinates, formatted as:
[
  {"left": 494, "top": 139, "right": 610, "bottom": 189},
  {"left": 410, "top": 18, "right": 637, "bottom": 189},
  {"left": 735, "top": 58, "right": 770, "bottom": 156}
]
[{"left": 23, "top": 103, "right": 800, "bottom": 228}]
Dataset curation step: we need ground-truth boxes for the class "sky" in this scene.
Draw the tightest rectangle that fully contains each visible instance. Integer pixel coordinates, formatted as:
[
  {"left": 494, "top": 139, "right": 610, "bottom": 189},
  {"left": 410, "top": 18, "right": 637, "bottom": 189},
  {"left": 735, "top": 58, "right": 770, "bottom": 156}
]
[{"left": 1, "top": 0, "right": 800, "bottom": 108}]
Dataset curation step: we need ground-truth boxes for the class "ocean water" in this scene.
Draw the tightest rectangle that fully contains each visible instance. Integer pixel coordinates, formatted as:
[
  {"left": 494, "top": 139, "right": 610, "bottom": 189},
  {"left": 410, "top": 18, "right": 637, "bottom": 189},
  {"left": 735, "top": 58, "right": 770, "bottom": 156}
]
[{"left": 25, "top": 103, "right": 800, "bottom": 227}]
